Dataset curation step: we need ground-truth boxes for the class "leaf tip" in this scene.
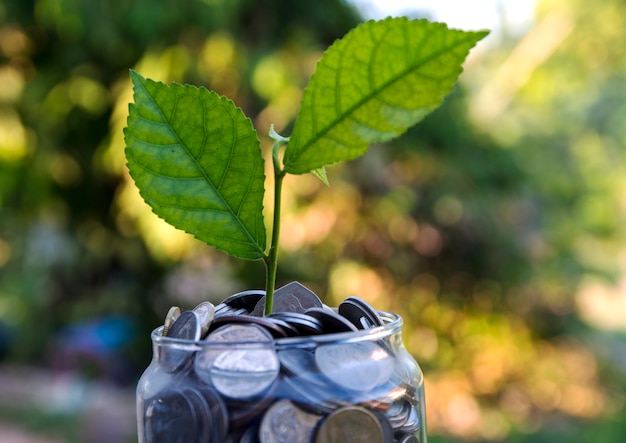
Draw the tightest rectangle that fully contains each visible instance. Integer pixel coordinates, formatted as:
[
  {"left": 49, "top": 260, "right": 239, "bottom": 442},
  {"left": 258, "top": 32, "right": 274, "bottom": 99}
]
[
  {"left": 129, "top": 69, "right": 144, "bottom": 86},
  {"left": 311, "top": 167, "right": 330, "bottom": 186},
  {"left": 475, "top": 29, "right": 491, "bottom": 41}
]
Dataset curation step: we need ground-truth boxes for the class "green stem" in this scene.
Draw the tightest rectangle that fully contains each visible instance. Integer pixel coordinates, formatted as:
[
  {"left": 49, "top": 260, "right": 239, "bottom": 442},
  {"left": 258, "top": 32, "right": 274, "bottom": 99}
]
[{"left": 264, "top": 137, "right": 287, "bottom": 315}]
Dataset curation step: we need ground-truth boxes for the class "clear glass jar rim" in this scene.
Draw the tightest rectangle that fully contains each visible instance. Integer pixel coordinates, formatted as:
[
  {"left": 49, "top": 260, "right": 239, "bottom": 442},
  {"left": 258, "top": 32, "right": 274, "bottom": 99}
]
[{"left": 150, "top": 310, "right": 403, "bottom": 349}]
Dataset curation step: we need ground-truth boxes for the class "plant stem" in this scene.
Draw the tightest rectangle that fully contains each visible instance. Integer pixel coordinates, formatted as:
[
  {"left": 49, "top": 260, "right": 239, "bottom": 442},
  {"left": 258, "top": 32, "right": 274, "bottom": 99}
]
[{"left": 264, "top": 137, "right": 287, "bottom": 315}]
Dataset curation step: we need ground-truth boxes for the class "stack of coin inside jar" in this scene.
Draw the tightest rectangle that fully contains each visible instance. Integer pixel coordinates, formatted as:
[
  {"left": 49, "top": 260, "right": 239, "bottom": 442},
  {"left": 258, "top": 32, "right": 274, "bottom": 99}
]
[{"left": 138, "top": 282, "right": 424, "bottom": 443}]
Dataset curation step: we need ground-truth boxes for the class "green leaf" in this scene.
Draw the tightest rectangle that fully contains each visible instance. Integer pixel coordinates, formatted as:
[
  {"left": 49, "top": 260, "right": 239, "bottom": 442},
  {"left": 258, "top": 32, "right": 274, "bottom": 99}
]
[
  {"left": 283, "top": 17, "right": 489, "bottom": 174},
  {"left": 124, "top": 71, "right": 267, "bottom": 260},
  {"left": 311, "top": 167, "right": 329, "bottom": 186}
]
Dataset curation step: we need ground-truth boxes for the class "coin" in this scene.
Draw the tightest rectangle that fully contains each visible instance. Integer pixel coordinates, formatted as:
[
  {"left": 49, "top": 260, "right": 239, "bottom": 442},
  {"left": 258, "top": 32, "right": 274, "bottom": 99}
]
[
  {"left": 397, "top": 434, "right": 419, "bottom": 443},
  {"left": 338, "top": 296, "right": 384, "bottom": 330},
  {"left": 278, "top": 373, "right": 349, "bottom": 415},
  {"left": 397, "top": 403, "right": 420, "bottom": 433},
  {"left": 210, "top": 347, "right": 280, "bottom": 399},
  {"left": 215, "top": 306, "right": 249, "bottom": 317},
  {"left": 264, "top": 316, "right": 301, "bottom": 337},
  {"left": 183, "top": 388, "right": 212, "bottom": 442},
  {"left": 162, "top": 305, "right": 181, "bottom": 336},
  {"left": 304, "top": 307, "right": 358, "bottom": 334},
  {"left": 385, "top": 399, "right": 413, "bottom": 430},
  {"left": 192, "top": 301, "right": 216, "bottom": 338},
  {"left": 250, "top": 281, "right": 323, "bottom": 316},
  {"left": 259, "top": 399, "right": 322, "bottom": 443},
  {"left": 166, "top": 310, "right": 202, "bottom": 340},
  {"left": 194, "top": 324, "right": 279, "bottom": 399},
  {"left": 238, "top": 426, "right": 261, "bottom": 443},
  {"left": 315, "top": 341, "right": 394, "bottom": 392},
  {"left": 268, "top": 312, "right": 324, "bottom": 336},
  {"left": 227, "top": 379, "right": 278, "bottom": 429},
  {"left": 145, "top": 389, "right": 197, "bottom": 443},
  {"left": 209, "top": 314, "right": 289, "bottom": 339},
  {"left": 373, "top": 410, "right": 395, "bottom": 442},
  {"left": 197, "top": 386, "right": 230, "bottom": 441},
  {"left": 315, "top": 406, "right": 385, "bottom": 443},
  {"left": 162, "top": 310, "right": 201, "bottom": 372},
  {"left": 218, "top": 289, "right": 266, "bottom": 313},
  {"left": 277, "top": 348, "right": 335, "bottom": 393}
]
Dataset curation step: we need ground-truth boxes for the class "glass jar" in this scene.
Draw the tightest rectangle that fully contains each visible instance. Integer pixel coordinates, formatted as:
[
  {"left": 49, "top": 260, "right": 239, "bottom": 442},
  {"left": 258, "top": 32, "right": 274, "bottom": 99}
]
[{"left": 137, "top": 311, "right": 427, "bottom": 443}]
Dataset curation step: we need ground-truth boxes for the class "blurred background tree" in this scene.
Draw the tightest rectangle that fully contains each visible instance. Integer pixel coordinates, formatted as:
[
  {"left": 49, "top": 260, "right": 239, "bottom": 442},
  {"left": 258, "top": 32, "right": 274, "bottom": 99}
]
[{"left": 0, "top": 0, "right": 625, "bottom": 441}]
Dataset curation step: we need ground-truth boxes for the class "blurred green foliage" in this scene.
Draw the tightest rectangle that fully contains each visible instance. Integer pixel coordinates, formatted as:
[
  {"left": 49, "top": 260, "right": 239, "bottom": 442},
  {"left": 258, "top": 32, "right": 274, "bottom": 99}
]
[{"left": 0, "top": 0, "right": 625, "bottom": 441}]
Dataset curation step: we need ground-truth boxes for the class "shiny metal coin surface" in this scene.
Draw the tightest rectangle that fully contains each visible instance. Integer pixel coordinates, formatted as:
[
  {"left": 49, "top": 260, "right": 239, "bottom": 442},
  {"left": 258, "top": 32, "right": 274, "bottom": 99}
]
[
  {"left": 162, "top": 310, "right": 201, "bottom": 372},
  {"left": 338, "top": 296, "right": 384, "bottom": 330},
  {"left": 251, "top": 281, "right": 323, "bottom": 316},
  {"left": 183, "top": 388, "right": 212, "bottom": 443},
  {"left": 315, "top": 341, "right": 394, "bottom": 392},
  {"left": 304, "top": 307, "right": 358, "bottom": 334},
  {"left": 162, "top": 305, "right": 181, "bottom": 336},
  {"left": 209, "top": 314, "right": 289, "bottom": 339},
  {"left": 166, "top": 310, "right": 202, "bottom": 340},
  {"left": 259, "top": 399, "right": 322, "bottom": 443},
  {"left": 192, "top": 301, "right": 216, "bottom": 338},
  {"left": 195, "top": 323, "right": 279, "bottom": 399},
  {"left": 219, "top": 289, "right": 266, "bottom": 312},
  {"left": 268, "top": 312, "right": 324, "bottom": 336},
  {"left": 145, "top": 389, "right": 197, "bottom": 443},
  {"left": 210, "top": 347, "right": 280, "bottom": 399},
  {"left": 197, "top": 386, "right": 230, "bottom": 441},
  {"left": 315, "top": 406, "right": 385, "bottom": 443},
  {"left": 398, "top": 434, "right": 420, "bottom": 443}
]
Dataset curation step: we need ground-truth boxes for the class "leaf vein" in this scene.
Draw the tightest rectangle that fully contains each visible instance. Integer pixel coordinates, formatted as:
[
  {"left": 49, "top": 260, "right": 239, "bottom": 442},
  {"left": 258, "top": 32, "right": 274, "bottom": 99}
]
[
  {"left": 130, "top": 157, "right": 205, "bottom": 180},
  {"left": 134, "top": 78, "right": 265, "bottom": 257},
  {"left": 292, "top": 29, "right": 481, "bottom": 162}
]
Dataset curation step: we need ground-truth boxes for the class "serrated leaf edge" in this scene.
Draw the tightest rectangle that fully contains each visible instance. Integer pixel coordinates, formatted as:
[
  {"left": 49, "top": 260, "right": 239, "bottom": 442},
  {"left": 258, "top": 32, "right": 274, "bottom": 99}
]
[
  {"left": 124, "top": 70, "right": 268, "bottom": 260},
  {"left": 284, "top": 18, "right": 489, "bottom": 174}
]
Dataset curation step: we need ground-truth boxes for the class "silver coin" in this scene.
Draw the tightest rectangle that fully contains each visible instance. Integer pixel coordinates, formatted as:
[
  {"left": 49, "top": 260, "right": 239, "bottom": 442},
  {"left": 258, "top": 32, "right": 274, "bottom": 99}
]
[
  {"left": 210, "top": 348, "right": 280, "bottom": 399},
  {"left": 251, "top": 282, "right": 322, "bottom": 316},
  {"left": 183, "top": 388, "right": 212, "bottom": 443},
  {"left": 268, "top": 312, "right": 324, "bottom": 336},
  {"left": 226, "top": 378, "right": 279, "bottom": 430},
  {"left": 304, "top": 307, "right": 358, "bottom": 334},
  {"left": 315, "top": 341, "right": 394, "bottom": 392},
  {"left": 162, "top": 310, "right": 201, "bottom": 372},
  {"left": 215, "top": 306, "right": 249, "bottom": 317},
  {"left": 220, "top": 289, "right": 266, "bottom": 312},
  {"left": 278, "top": 374, "right": 349, "bottom": 415},
  {"left": 145, "top": 389, "right": 198, "bottom": 443},
  {"left": 196, "top": 386, "right": 229, "bottom": 441},
  {"left": 192, "top": 301, "right": 216, "bottom": 338},
  {"left": 259, "top": 399, "right": 322, "bottom": 443},
  {"left": 203, "top": 322, "right": 274, "bottom": 344},
  {"left": 238, "top": 426, "right": 260, "bottom": 443},
  {"left": 194, "top": 324, "right": 279, "bottom": 399},
  {"left": 385, "top": 399, "right": 413, "bottom": 430},
  {"left": 315, "top": 406, "right": 385, "bottom": 443},
  {"left": 398, "top": 434, "right": 420, "bottom": 443},
  {"left": 398, "top": 403, "right": 421, "bottom": 433},
  {"left": 338, "top": 296, "right": 384, "bottom": 330},
  {"left": 162, "top": 305, "right": 181, "bottom": 336},
  {"left": 264, "top": 316, "right": 301, "bottom": 337},
  {"left": 209, "top": 314, "right": 289, "bottom": 339},
  {"left": 277, "top": 349, "right": 320, "bottom": 379},
  {"left": 166, "top": 310, "right": 202, "bottom": 340}
]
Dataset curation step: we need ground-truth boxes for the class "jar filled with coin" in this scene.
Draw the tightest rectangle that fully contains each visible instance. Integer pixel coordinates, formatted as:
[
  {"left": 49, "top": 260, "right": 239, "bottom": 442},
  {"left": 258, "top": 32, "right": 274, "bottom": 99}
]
[{"left": 137, "top": 282, "right": 427, "bottom": 443}]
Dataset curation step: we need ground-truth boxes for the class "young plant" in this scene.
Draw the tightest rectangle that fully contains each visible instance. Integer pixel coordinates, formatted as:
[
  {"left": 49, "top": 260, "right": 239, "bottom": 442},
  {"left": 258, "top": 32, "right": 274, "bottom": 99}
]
[{"left": 124, "top": 17, "right": 488, "bottom": 315}]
